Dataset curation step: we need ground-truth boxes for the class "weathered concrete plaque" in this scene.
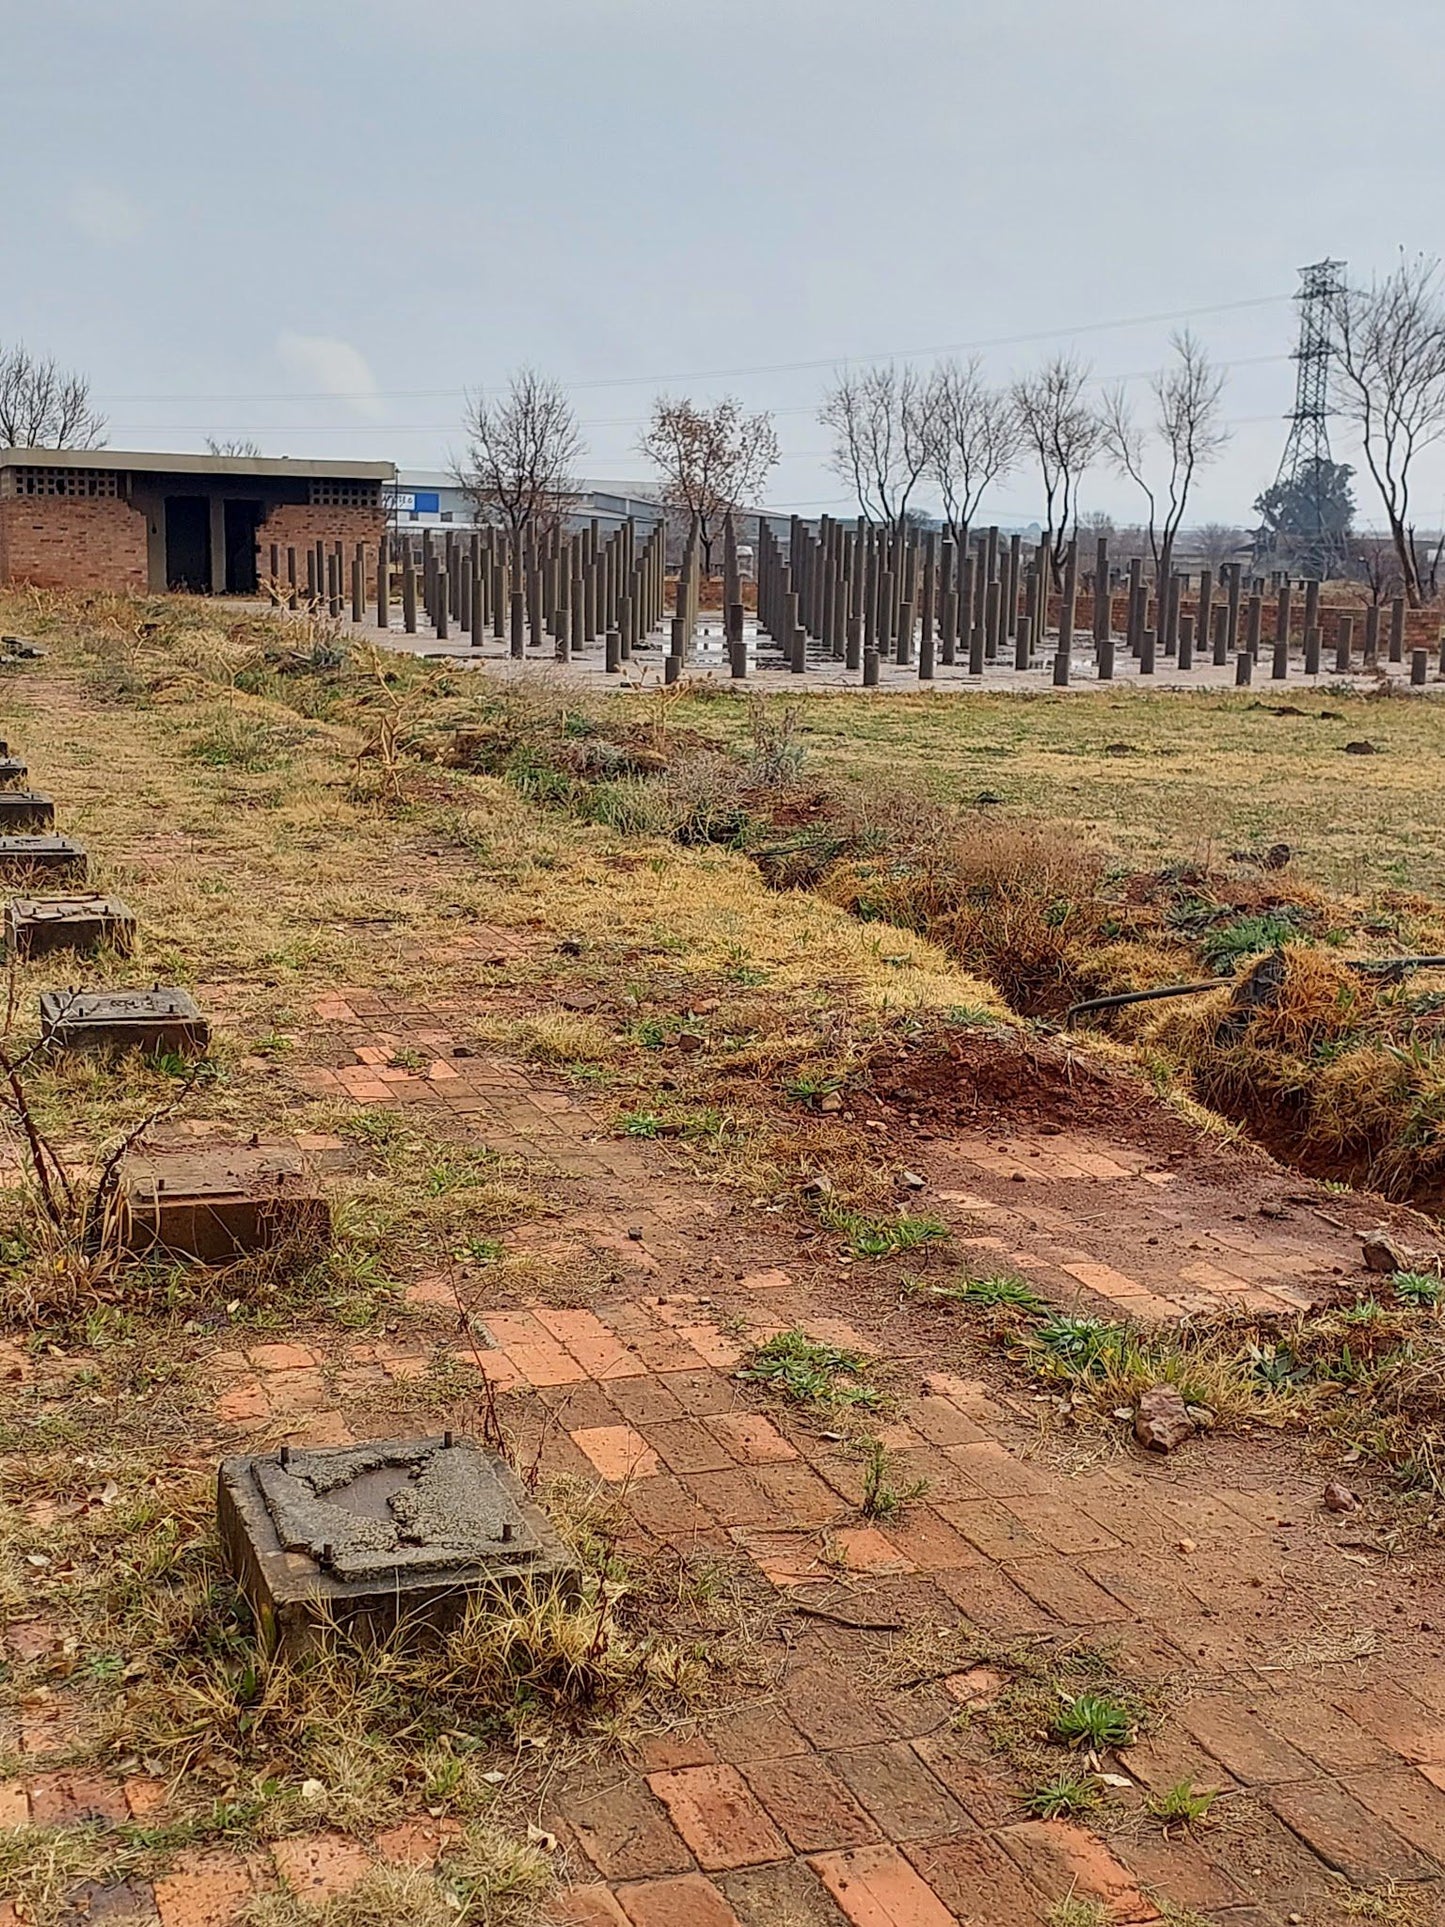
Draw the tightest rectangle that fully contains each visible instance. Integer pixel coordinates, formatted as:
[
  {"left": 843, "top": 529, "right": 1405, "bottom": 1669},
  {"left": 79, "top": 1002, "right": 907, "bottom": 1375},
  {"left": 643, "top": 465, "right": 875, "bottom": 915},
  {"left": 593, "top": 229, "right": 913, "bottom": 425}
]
[
  {"left": 0, "top": 758, "right": 29, "bottom": 789},
  {"left": 218, "top": 1436, "right": 576, "bottom": 1654},
  {"left": 118, "top": 1142, "right": 329, "bottom": 1262},
  {"left": 0, "top": 835, "right": 86, "bottom": 880},
  {"left": 7, "top": 895, "right": 136, "bottom": 960},
  {"left": 40, "top": 986, "right": 210, "bottom": 1055},
  {"left": 0, "top": 792, "right": 53, "bottom": 830}
]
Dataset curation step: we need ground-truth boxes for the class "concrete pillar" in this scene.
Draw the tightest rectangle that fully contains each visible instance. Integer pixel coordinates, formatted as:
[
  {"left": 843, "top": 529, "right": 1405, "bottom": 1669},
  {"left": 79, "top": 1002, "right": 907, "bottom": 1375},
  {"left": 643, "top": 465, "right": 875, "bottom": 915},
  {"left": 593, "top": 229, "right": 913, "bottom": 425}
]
[
  {"left": 1178, "top": 613, "right": 1194, "bottom": 671},
  {"left": 376, "top": 536, "right": 390, "bottom": 629},
  {"left": 1412, "top": 647, "right": 1429, "bottom": 685},
  {"left": 434, "top": 571, "right": 449, "bottom": 639},
  {"left": 1235, "top": 650, "right": 1253, "bottom": 685},
  {"left": 510, "top": 588, "right": 526, "bottom": 659},
  {"left": 351, "top": 549, "right": 365, "bottom": 623},
  {"left": 1140, "top": 629, "right": 1156, "bottom": 675},
  {"left": 1334, "top": 615, "right": 1354, "bottom": 674},
  {"left": 1304, "top": 626, "right": 1321, "bottom": 675},
  {"left": 1093, "top": 536, "right": 1111, "bottom": 648},
  {"left": 1390, "top": 596, "right": 1406, "bottom": 663}
]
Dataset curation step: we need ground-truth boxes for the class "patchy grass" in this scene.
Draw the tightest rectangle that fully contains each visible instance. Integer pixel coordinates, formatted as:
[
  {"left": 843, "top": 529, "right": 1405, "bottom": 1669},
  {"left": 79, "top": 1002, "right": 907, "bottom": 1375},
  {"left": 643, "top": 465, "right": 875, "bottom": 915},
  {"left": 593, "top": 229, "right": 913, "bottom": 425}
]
[{"left": 739, "top": 1330, "right": 885, "bottom": 1411}]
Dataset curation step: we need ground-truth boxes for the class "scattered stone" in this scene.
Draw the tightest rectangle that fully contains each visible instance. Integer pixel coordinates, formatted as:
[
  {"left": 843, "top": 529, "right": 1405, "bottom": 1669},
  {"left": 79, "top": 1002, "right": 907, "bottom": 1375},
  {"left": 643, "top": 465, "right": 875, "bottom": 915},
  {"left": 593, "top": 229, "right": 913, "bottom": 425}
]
[
  {"left": 1342, "top": 741, "right": 1380, "bottom": 755},
  {"left": 975, "top": 791, "right": 1003, "bottom": 806},
  {"left": 626, "top": 1226, "right": 644, "bottom": 1241},
  {"left": 557, "top": 937, "right": 583, "bottom": 956},
  {"left": 899, "top": 1170, "right": 927, "bottom": 1190},
  {"left": 818, "top": 1091, "right": 843, "bottom": 1113},
  {"left": 1258, "top": 1200, "right": 1291, "bottom": 1220},
  {"left": 1362, "top": 1233, "right": 1406, "bottom": 1273},
  {"left": 1324, "top": 1481, "right": 1357, "bottom": 1513},
  {"left": 801, "top": 1174, "right": 834, "bottom": 1197},
  {"left": 676, "top": 1031, "right": 704, "bottom": 1054},
  {"left": 1133, "top": 1385, "right": 1196, "bottom": 1453}
]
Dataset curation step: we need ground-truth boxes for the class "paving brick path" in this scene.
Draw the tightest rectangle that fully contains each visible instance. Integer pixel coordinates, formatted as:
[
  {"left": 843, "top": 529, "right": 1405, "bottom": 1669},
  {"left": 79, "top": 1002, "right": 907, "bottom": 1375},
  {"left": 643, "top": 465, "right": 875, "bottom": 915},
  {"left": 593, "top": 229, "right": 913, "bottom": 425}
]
[{"left": 7, "top": 992, "right": 1445, "bottom": 1923}]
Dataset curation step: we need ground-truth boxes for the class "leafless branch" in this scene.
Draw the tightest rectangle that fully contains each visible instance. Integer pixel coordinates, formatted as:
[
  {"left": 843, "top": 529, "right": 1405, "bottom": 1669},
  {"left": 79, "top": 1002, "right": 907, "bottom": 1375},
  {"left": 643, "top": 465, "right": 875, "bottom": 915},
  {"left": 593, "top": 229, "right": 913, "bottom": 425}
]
[
  {"left": 819, "top": 363, "right": 932, "bottom": 528},
  {"left": 1330, "top": 254, "right": 1445, "bottom": 605},
  {"left": 457, "top": 368, "right": 583, "bottom": 542},
  {"left": 1011, "top": 355, "right": 1101, "bottom": 580},
  {"left": 0, "top": 344, "right": 107, "bottom": 449},
  {"left": 638, "top": 396, "right": 779, "bottom": 573}
]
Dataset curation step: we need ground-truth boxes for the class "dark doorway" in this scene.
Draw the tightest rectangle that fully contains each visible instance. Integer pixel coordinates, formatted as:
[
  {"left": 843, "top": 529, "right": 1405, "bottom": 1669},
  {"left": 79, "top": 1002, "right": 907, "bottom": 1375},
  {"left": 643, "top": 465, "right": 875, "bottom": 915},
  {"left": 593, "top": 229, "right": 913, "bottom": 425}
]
[
  {"left": 165, "top": 496, "right": 211, "bottom": 591},
  {"left": 223, "top": 499, "right": 263, "bottom": 594}
]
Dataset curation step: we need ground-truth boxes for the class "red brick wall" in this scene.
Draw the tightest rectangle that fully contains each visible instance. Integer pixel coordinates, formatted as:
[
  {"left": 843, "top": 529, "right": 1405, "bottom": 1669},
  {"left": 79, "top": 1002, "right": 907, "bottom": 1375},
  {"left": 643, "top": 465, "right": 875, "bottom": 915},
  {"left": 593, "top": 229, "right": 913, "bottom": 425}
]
[
  {"left": 0, "top": 496, "right": 148, "bottom": 591},
  {"left": 254, "top": 504, "right": 386, "bottom": 576}
]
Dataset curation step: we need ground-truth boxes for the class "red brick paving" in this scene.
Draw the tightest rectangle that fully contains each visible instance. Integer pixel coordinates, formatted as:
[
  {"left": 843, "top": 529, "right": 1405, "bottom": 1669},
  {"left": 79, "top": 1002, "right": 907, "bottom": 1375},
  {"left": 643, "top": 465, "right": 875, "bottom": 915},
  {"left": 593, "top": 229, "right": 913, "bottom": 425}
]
[{"left": 8, "top": 990, "right": 1445, "bottom": 1925}]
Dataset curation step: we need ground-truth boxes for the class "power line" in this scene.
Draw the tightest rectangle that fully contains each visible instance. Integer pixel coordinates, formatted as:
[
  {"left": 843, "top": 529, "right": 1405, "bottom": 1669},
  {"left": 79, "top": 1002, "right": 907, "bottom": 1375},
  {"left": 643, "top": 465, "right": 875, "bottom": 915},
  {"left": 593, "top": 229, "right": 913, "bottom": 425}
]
[{"left": 94, "top": 291, "right": 1290, "bottom": 407}]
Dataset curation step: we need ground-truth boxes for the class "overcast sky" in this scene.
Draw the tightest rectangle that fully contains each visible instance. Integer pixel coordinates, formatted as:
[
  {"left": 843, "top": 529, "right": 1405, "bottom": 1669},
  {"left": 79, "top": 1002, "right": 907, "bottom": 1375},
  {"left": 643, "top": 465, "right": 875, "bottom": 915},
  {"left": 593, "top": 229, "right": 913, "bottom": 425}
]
[{"left": 3, "top": 0, "right": 1441, "bottom": 530}]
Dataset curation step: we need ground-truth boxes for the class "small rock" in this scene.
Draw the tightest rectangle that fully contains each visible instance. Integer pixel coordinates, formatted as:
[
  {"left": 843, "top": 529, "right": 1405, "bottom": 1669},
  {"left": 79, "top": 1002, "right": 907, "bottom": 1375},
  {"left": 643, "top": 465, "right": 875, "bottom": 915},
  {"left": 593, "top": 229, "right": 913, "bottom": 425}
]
[
  {"left": 676, "top": 1031, "right": 704, "bottom": 1054},
  {"left": 975, "top": 791, "right": 1003, "bottom": 806},
  {"left": 802, "top": 1174, "right": 834, "bottom": 1197},
  {"left": 1134, "top": 1385, "right": 1196, "bottom": 1453},
  {"left": 900, "top": 1170, "right": 927, "bottom": 1190},
  {"left": 558, "top": 937, "right": 583, "bottom": 955},
  {"left": 1262, "top": 842, "right": 1292, "bottom": 870},
  {"left": 1362, "top": 1233, "right": 1405, "bottom": 1273},
  {"left": 1258, "top": 1201, "right": 1290, "bottom": 1220},
  {"left": 626, "top": 1227, "right": 644, "bottom": 1242},
  {"left": 818, "top": 1091, "right": 843, "bottom": 1113},
  {"left": 1342, "top": 740, "right": 1380, "bottom": 756},
  {"left": 1324, "top": 1480, "right": 1357, "bottom": 1513}
]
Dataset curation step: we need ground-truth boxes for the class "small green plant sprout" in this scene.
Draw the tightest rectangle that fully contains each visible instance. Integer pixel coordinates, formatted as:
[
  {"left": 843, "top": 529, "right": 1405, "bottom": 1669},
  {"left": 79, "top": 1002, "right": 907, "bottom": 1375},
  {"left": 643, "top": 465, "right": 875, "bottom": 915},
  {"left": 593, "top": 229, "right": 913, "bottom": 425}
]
[
  {"left": 619, "top": 1111, "right": 663, "bottom": 1138},
  {"left": 825, "top": 1205, "right": 951, "bottom": 1261},
  {"left": 784, "top": 1073, "right": 843, "bottom": 1104},
  {"left": 1025, "top": 1771, "right": 1102, "bottom": 1819},
  {"left": 1052, "top": 1691, "right": 1137, "bottom": 1750},
  {"left": 460, "top": 1237, "right": 503, "bottom": 1265},
  {"left": 740, "top": 1330, "right": 883, "bottom": 1410},
  {"left": 1144, "top": 1778, "right": 1218, "bottom": 1834},
  {"left": 858, "top": 1437, "right": 929, "bottom": 1520},
  {"left": 944, "top": 1271, "right": 1046, "bottom": 1313},
  {"left": 1392, "top": 1269, "right": 1443, "bottom": 1308}
]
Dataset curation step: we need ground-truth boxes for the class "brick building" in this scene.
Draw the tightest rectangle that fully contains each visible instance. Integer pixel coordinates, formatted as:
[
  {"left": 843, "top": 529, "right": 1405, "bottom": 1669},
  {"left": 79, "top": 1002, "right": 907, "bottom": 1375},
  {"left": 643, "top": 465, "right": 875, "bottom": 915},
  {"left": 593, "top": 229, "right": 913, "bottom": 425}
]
[{"left": 0, "top": 448, "right": 395, "bottom": 595}]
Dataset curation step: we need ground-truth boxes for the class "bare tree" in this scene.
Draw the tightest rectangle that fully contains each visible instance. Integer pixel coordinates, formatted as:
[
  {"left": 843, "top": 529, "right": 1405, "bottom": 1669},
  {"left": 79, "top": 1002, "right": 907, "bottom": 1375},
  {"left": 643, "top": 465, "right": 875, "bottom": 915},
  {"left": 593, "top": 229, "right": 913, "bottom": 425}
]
[
  {"left": 1011, "top": 355, "right": 1100, "bottom": 580},
  {"left": 923, "top": 356, "right": 1021, "bottom": 539},
  {"left": 1100, "top": 331, "right": 1229, "bottom": 584},
  {"left": 1189, "top": 522, "right": 1250, "bottom": 569},
  {"left": 205, "top": 436, "right": 262, "bottom": 458},
  {"left": 819, "top": 363, "right": 932, "bottom": 528},
  {"left": 638, "top": 396, "right": 778, "bottom": 574},
  {"left": 458, "top": 368, "right": 583, "bottom": 541},
  {"left": 0, "top": 345, "right": 107, "bottom": 449},
  {"left": 1350, "top": 529, "right": 1406, "bottom": 605},
  {"left": 1329, "top": 255, "right": 1445, "bottom": 605}
]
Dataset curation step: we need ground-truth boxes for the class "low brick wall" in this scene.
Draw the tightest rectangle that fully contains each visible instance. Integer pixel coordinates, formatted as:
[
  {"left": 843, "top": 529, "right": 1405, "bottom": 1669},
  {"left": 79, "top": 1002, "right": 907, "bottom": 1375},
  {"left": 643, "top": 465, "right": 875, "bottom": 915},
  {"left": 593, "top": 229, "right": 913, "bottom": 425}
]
[
  {"left": 0, "top": 496, "right": 148, "bottom": 591},
  {"left": 255, "top": 505, "right": 387, "bottom": 580}
]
